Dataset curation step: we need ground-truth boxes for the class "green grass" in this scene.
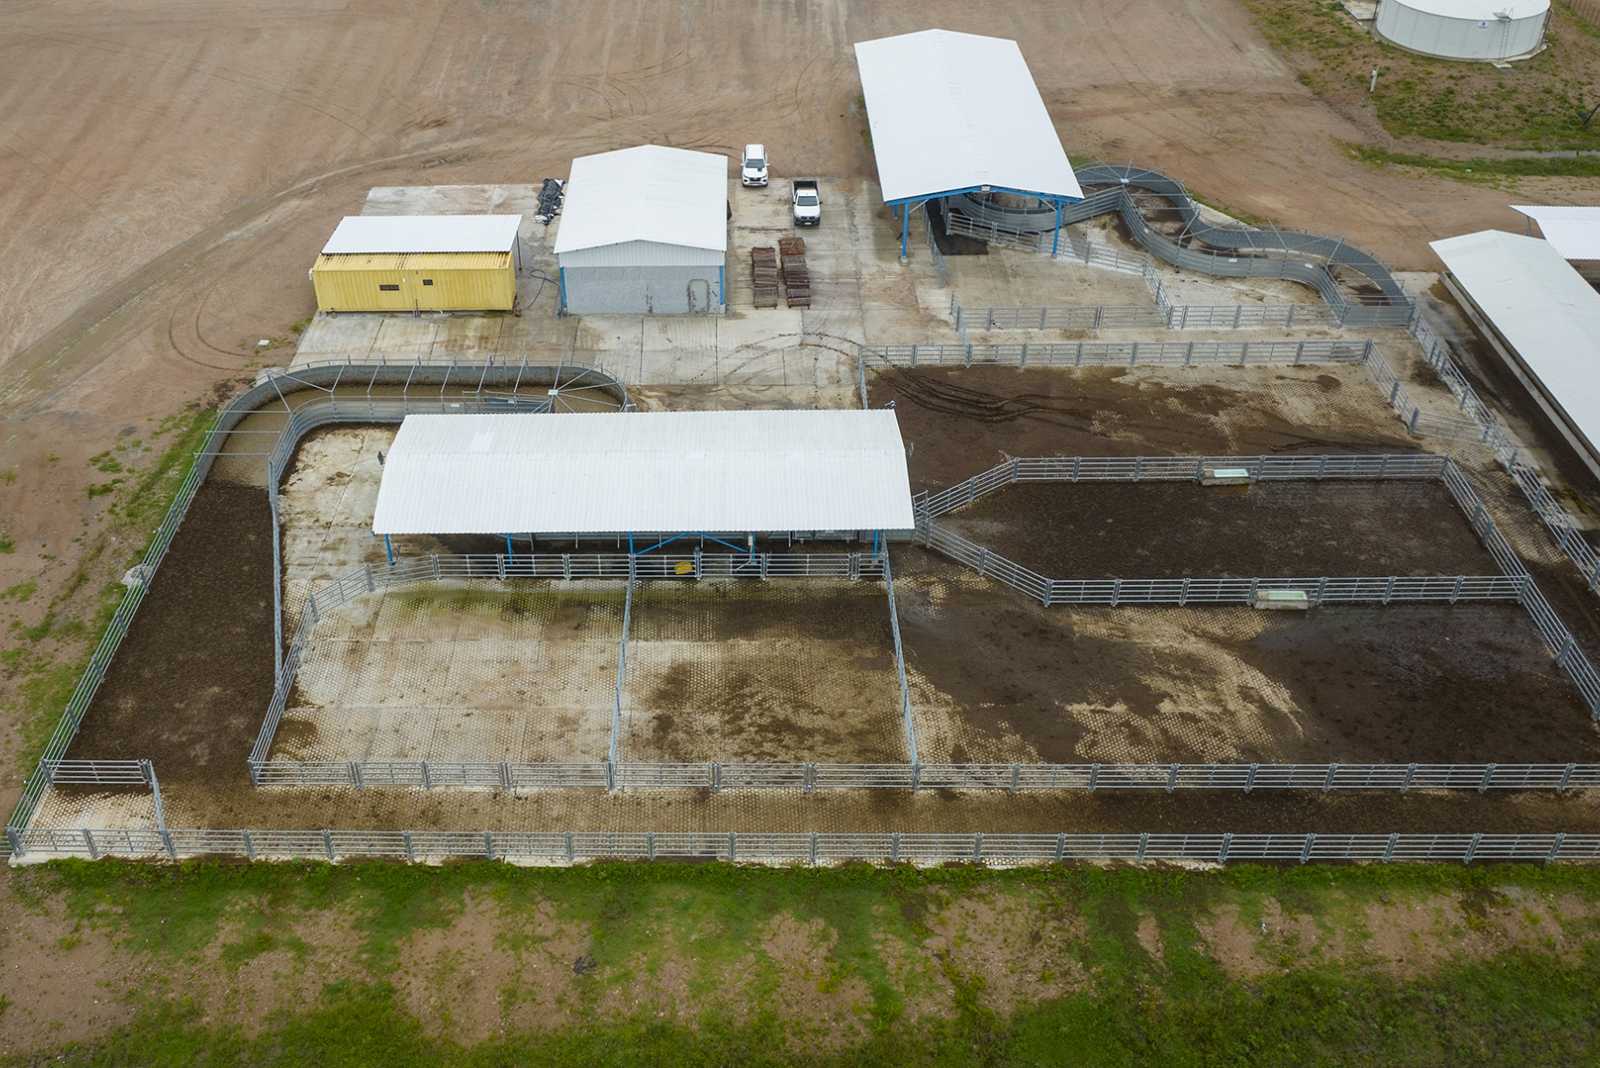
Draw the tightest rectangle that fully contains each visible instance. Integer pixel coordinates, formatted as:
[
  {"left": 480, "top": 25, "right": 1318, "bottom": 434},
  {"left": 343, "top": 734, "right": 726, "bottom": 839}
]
[
  {"left": 0, "top": 580, "right": 35, "bottom": 604},
  {"left": 11, "top": 860, "right": 1600, "bottom": 1066},
  {"left": 1244, "top": 0, "right": 1600, "bottom": 151},
  {"left": 1, "top": 405, "right": 216, "bottom": 774},
  {"left": 1351, "top": 143, "right": 1600, "bottom": 181},
  {"left": 0, "top": 533, "right": 13, "bottom": 554}
]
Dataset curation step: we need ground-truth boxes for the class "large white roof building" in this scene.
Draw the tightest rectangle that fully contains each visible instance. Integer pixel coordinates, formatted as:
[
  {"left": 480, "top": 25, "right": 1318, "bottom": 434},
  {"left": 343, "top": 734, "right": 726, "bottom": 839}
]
[
  {"left": 372, "top": 410, "right": 916, "bottom": 536},
  {"left": 1431, "top": 230, "right": 1600, "bottom": 477}
]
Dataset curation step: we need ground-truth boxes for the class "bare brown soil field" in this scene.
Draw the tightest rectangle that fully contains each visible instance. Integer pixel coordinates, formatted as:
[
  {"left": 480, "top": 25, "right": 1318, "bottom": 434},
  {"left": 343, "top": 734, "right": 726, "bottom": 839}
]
[
  {"left": 895, "top": 553, "right": 1600, "bottom": 765},
  {"left": 942, "top": 480, "right": 1498, "bottom": 579},
  {"left": 872, "top": 364, "right": 1416, "bottom": 491}
]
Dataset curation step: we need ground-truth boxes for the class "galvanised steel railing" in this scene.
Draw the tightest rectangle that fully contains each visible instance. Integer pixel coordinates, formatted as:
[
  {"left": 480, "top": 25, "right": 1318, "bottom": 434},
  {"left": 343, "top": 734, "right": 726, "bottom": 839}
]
[
  {"left": 236, "top": 758, "right": 1600, "bottom": 793},
  {"left": 862, "top": 337, "right": 1372, "bottom": 369},
  {"left": 10, "top": 826, "right": 1600, "bottom": 865},
  {"left": 949, "top": 295, "right": 1340, "bottom": 334},
  {"left": 916, "top": 453, "right": 1447, "bottom": 520}
]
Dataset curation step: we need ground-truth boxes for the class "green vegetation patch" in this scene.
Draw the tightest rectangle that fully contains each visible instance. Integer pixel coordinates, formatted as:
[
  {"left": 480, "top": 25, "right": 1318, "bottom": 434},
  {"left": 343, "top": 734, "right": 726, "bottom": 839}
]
[
  {"left": 10, "top": 860, "right": 1600, "bottom": 1065},
  {"left": 1244, "top": 0, "right": 1600, "bottom": 151}
]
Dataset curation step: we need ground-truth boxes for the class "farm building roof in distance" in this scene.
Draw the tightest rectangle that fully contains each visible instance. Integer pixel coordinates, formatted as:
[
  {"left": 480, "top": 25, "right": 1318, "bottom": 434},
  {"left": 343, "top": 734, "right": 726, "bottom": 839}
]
[
  {"left": 371, "top": 410, "right": 916, "bottom": 536},
  {"left": 320, "top": 214, "right": 522, "bottom": 255},
  {"left": 1511, "top": 205, "right": 1600, "bottom": 260},
  {"left": 852, "top": 29, "right": 1083, "bottom": 205},
  {"left": 553, "top": 145, "right": 728, "bottom": 256},
  {"left": 1431, "top": 230, "right": 1600, "bottom": 476}
]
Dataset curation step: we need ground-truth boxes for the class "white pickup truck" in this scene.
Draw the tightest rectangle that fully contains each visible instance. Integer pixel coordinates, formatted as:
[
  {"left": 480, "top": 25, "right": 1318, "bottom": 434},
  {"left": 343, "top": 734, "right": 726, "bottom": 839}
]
[{"left": 791, "top": 179, "right": 821, "bottom": 226}]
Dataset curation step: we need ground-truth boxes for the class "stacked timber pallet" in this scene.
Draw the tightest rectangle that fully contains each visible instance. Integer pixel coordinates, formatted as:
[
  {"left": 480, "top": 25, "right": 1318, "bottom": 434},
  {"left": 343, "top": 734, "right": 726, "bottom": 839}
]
[
  {"left": 779, "top": 236, "right": 810, "bottom": 308},
  {"left": 751, "top": 246, "right": 779, "bottom": 308}
]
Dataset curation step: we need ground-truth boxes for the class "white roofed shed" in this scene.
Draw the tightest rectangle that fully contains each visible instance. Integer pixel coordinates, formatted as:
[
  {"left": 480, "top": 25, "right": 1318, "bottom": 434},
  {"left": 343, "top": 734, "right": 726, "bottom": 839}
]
[
  {"left": 554, "top": 146, "right": 728, "bottom": 314},
  {"left": 1510, "top": 206, "right": 1600, "bottom": 261},
  {"left": 853, "top": 29, "right": 1082, "bottom": 258},
  {"left": 371, "top": 410, "right": 916, "bottom": 538},
  {"left": 1431, "top": 230, "right": 1600, "bottom": 479}
]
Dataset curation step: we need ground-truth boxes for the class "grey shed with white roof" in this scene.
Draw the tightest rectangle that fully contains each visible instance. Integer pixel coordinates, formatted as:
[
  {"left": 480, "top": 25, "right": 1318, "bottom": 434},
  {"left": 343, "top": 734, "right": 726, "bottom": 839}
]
[{"left": 554, "top": 145, "right": 728, "bottom": 315}]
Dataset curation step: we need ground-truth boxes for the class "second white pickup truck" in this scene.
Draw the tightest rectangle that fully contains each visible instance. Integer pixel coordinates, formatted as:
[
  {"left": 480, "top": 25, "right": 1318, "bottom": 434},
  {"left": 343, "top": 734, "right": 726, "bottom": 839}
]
[{"left": 791, "top": 179, "right": 820, "bottom": 226}]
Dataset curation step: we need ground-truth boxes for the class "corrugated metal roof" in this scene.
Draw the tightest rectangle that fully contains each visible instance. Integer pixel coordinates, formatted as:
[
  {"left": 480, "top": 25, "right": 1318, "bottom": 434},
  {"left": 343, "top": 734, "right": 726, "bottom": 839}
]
[
  {"left": 1510, "top": 205, "right": 1600, "bottom": 260},
  {"left": 312, "top": 252, "right": 511, "bottom": 272},
  {"left": 1431, "top": 230, "right": 1600, "bottom": 457},
  {"left": 321, "top": 214, "right": 521, "bottom": 255},
  {"left": 853, "top": 29, "right": 1083, "bottom": 205},
  {"left": 372, "top": 410, "right": 916, "bottom": 535},
  {"left": 553, "top": 146, "right": 728, "bottom": 256}
]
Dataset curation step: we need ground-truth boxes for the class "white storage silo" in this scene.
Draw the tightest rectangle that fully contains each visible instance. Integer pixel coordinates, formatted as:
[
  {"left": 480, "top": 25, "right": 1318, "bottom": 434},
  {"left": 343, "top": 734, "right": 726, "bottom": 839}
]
[{"left": 1374, "top": 0, "right": 1550, "bottom": 61}]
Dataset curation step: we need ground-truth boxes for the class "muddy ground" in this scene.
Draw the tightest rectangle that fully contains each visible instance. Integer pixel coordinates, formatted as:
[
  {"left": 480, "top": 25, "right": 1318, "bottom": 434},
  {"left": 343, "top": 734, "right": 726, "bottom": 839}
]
[
  {"left": 63, "top": 479, "right": 273, "bottom": 775},
  {"left": 895, "top": 553, "right": 1599, "bottom": 766},
  {"left": 871, "top": 365, "right": 1416, "bottom": 492},
  {"left": 621, "top": 581, "right": 905, "bottom": 764},
  {"left": 943, "top": 480, "right": 1497, "bottom": 579}
]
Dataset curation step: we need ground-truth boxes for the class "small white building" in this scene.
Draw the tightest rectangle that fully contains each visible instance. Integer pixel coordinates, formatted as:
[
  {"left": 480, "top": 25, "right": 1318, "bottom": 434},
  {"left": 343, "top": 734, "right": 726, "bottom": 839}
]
[
  {"left": 554, "top": 146, "right": 728, "bottom": 315},
  {"left": 1374, "top": 0, "right": 1550, "bottom": 62}
]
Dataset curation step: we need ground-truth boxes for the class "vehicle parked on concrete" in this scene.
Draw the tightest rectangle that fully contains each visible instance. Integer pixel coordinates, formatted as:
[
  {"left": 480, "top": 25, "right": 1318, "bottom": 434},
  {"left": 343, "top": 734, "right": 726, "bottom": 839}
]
[
  {"left": 741, "top": 144, "right": 768, "bottom": 187},
  {"left": 791, "top": 178, "right": 820, "bottom": 226}
]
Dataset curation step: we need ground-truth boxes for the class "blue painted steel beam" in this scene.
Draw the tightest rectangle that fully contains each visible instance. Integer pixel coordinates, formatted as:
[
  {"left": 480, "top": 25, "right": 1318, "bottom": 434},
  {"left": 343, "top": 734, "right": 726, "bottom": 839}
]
[
  {"left": 383, "top": 534, "right": 395, "bottom": 566},
  {"left": 505, "top": 535, "right": 514, "bottom": 558},
  {"left": 1051, "top": 198, "right": 1062, "bottom": 258},
  {"left": 557, "top": 266, "right": 569, "bottom": 312},
  {"left": 717, "top": 265, "right": 726, "bottom": 308}
]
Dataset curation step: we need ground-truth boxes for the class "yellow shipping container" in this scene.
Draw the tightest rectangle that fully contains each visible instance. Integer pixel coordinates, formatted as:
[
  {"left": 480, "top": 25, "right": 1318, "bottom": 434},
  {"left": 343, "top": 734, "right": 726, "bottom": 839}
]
[{"left": 310, "top": 252, "right": 515, "bottom": 312}]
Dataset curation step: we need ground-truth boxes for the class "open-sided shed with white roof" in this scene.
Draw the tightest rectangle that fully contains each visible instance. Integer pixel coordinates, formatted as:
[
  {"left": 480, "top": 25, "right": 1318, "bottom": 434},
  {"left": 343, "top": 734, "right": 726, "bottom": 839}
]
[
  {"left": 1431, "top": 230, "right": 1600, "bottom": 479},
  {"left": 853, "top": 28, "right": 1083, "bottom": 258},
  {"left": 371, "top": 410, "right": 915, "bottom": 550},
  {"left": 554, "top": 145, "right": 728, "bottom": 315},
  {"left": 1511, "top": 206, "right": 1600, "bottom": 262}
]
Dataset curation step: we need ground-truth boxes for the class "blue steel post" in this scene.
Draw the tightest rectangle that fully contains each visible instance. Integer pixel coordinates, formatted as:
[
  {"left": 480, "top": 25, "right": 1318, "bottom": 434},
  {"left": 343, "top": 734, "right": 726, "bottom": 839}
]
[
  {"left": 557, "top": 267, "right": 569, "bottom": 313},
  {"left": 1051, "top": 198, "right": 1062, "bottom": 257},
  {"left": 899, "top": 202, "right": 910, "bottom": 260},
  {"left": 717, "top": 265, "right": 725, "bottom": 309},
  {"left": 383, "top": 534, "right": 395, "bottom": 566},
  {"left": 504, "top": 535, "right": 514, "bottom": 559}
]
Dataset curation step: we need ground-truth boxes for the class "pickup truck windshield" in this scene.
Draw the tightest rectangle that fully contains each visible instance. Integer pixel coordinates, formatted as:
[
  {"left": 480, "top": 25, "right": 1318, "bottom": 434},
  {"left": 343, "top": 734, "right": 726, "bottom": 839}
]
[
  {"left": 797, "top": 192, "right": 817, "bottom": 204},
  {"left": 747, "top": 158, "right": 764, "bottom": 168}
]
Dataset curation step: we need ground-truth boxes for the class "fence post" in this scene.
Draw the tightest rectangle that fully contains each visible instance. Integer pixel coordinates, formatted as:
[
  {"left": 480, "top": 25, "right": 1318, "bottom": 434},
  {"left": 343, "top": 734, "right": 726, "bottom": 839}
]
[
  {"left": 728, "top": 832, "right": 737, "bottom": 862},
  {"left": 403, "top": 832, "right": 415, "bottom": 862},
  {"left": 1559, "top": 763, "right": 1576, "bottom": 792},
  {"left": 1218, "top": 833, "right": 1232, "bottom": 864},
  {"left": 421, "top": 761, "right": 433, "bottom": 790},
  {"left": 1464, "top": 833, "right": 1482, "bottom": 865},
  {"left": 1245, "top": 763, "right": 1258, "bottom": 793},
  {"left": 162, "top": 828, "right": 177, "bottom": 860},
  {"left": 1323, "top": 763, "right": 1338, "bottom": 791},
  {"left": 1546, "top": 833, "right": 1566, "bottom": 864},
  {"left": 810, "top": 832, "right": 819, "bottom": 866},
  {"left": 1054, "top": 833, "right": 1066, "bottom": 861},
  {"left": 322, "top": 830, "right": 335, "bottom": 862},
  {"left": 1402, "top": 763, "right": 1417, "bottom": 792},
  {"left": 500, "top": 762, "right": 512, "bottom": 792},
  {"left": 647, "top": 832, "right": 657, "bottom": 860},
  {"left": 1166, "top": 764, "right": 1178, "bottom": 793},
  {"left": 350, "top": 762, "right": 363, "bottom": 789},
  {"left": 565, "top": 831, "right": 575, "bottom": 863},
  {"left": 1479, "top": 764, "right": 1496, "bottom": 793},
  {"left": 911, "top": 763, "right": 922, "bottom": 792},
  {"left": 242, "top": 830, "right": 255, "bottom": 861},
  {"left": 1383, "top": 833, "right": 1398, "bottom": 862},
  {"left": 484, "top": 831, "right": 495, "bottom": 860},
  {"left": 891, "top": 832, "right": 902, "bottom": 862},
  {"left": 1136, "top": 833, "right": 1149, "bottom": 862},
  {"left": 1089, "top": 763, "right": 1100, "bottom": 792},
  {"left": 1299, "top": 833, "right": 1315, "bottom": 864},
  {"left": 973, "top": 833, "right": 983, "bottom": 863}
]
